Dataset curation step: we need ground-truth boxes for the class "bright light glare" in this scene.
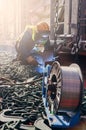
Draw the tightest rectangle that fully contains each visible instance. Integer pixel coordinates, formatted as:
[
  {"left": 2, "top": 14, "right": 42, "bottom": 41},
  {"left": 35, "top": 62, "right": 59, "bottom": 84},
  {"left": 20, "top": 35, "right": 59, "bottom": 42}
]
[
  {"left": 0, "top": 0, "right": 6, "bottom": 11},
  {"left": 0, "top": 0, "right": 50, "bottom": 44},
  {"left": 0, "top": 0, "right": 17, "bottom": 44}
]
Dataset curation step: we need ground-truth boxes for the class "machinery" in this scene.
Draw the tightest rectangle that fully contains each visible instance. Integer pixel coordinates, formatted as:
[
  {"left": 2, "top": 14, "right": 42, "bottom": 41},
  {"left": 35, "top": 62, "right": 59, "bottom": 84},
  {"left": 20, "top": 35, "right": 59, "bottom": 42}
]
[
  {"left": 50, "top": 0, "right": 86, "bottom": 56},
  {"left": 50, "top": 0, "right": 86, "bottom": 84},
  {"left": 40, "top": 1, "right": 86, "bottom": 128},
  {"left": 42, "top": 61, "right": 83, "bottom": 128}
]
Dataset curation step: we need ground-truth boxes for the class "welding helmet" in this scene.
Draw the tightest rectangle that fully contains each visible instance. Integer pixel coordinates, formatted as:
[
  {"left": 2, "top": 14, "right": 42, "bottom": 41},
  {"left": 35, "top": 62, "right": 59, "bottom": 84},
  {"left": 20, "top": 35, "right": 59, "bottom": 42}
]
[{"left": 37, "top": 22, "right": 49, "bottom": 32}]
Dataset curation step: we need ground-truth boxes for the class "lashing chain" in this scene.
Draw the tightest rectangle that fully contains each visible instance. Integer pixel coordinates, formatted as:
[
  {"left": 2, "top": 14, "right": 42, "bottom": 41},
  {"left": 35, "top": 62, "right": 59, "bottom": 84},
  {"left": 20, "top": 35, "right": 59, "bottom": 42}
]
[{"left": 71, "top": 0, "right": 82, "bottom": 54}]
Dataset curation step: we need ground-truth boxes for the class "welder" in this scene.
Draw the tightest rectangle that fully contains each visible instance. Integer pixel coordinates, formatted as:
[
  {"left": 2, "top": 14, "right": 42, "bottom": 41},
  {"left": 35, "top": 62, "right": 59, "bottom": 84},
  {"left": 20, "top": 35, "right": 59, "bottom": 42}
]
[{"left": 15, "top": 22, "right": 54, "bottom": 73}]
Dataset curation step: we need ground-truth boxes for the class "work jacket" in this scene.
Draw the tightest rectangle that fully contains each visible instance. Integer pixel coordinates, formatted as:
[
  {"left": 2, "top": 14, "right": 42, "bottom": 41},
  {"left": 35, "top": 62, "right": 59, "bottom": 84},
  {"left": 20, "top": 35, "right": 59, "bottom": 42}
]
[{"left": 15, "top": 26, "right": 54, "bottom": 72}]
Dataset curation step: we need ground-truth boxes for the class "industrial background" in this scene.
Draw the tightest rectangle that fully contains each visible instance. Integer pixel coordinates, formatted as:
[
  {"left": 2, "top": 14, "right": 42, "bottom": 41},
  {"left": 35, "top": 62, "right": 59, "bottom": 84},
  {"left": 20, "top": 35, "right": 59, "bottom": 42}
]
[
  {"left": 0, "top": 0, "right": 86, "bottom": 130},
  {"left": 0, "top": 0, "right": 50, "bottom": 44}
]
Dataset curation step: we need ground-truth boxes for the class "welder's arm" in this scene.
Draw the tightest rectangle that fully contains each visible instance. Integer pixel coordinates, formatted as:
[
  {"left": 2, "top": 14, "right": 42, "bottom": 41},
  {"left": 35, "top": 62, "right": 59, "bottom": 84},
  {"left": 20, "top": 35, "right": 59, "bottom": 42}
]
[{"left": 15, "top": 29, "right": 35, "bottom": 61}]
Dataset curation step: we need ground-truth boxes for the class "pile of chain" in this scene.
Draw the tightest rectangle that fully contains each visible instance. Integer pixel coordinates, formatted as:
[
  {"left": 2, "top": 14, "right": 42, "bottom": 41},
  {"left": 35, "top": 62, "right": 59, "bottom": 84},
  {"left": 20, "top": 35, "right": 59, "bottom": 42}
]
[
  {"left": 0, "top": 79, "right": 44, "bottom": 129},
  {"left": 0, "top": 60, "right": 41, "bottom": 83},
  {"left": 0, "top": 51, "right": 44, "bottom": 129}
]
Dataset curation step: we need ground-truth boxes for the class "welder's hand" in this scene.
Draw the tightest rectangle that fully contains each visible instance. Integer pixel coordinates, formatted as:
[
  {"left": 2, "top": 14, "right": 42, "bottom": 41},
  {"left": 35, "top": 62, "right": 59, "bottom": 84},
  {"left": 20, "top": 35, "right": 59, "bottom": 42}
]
[{"left": 26, "top": 56, "right": 38, "bottom": 66}]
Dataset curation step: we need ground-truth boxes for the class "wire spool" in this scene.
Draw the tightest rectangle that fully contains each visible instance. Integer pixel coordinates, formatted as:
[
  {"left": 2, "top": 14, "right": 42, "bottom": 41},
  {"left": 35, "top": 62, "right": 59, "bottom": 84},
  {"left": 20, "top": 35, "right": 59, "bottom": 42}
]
[{"left": 47, "top": 61, "right": 83, "bottom": 113}]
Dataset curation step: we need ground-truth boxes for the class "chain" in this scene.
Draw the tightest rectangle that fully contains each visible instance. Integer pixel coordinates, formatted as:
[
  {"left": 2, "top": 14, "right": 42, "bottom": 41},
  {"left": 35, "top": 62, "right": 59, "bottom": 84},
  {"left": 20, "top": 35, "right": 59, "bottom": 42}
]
[
  {"left": 53, "top": 0, "right": 59, "bottom": 56},
  {"left": 71, "top": 0, "right": 81, "bottom": 54},
  {"left": 76, "top": 0, "right": 82, "bottom": 50},
  {"left": 54, "top": 0, "right": 59, "bottom": 41},
  {"left": 53, "top": 0, "right": 82, "bottom": 55}
]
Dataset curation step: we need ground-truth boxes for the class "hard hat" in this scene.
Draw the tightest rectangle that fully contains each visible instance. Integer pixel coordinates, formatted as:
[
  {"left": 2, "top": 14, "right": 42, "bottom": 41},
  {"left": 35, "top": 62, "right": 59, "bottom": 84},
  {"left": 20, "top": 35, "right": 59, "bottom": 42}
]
[{"left": 37, "top": 22, "right": 49, "bottom": 32}]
